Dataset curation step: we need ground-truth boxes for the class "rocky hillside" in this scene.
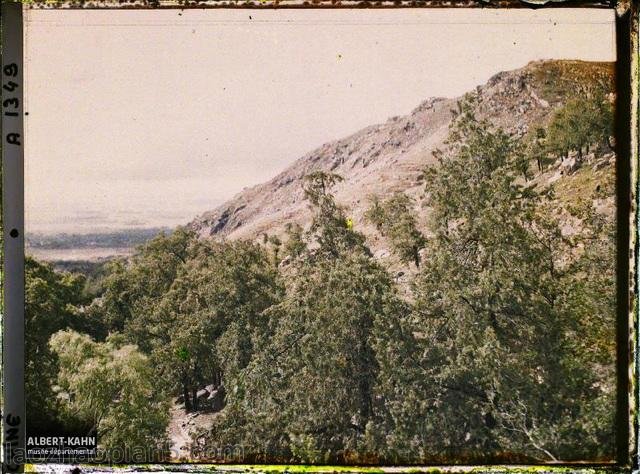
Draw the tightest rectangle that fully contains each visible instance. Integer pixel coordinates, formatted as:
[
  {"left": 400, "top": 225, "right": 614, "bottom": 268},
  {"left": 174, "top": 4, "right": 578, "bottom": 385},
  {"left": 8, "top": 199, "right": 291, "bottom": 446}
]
[{"left": 189, "top": 60, "right": 614, "bottom": 249}]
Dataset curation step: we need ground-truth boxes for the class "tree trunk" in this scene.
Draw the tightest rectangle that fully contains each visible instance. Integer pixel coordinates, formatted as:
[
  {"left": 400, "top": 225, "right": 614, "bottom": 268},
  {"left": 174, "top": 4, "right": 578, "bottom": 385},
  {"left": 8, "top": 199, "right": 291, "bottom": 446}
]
[
  {"left": 192, "top": 387, "right": 199, "bottom": 411},
  {"left": 358, "top": 375, "right": 373, "bottom": 425},
  {"left": 183, "top": 384, "right": 191, "bottom": 412}
]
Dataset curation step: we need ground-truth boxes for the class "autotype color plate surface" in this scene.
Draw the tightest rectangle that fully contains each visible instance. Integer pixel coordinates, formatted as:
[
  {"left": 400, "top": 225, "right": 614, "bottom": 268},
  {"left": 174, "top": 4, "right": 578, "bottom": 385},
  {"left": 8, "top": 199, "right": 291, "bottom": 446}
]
[{"left": 20, "top": 7, "right": 619, "bottom": 465}]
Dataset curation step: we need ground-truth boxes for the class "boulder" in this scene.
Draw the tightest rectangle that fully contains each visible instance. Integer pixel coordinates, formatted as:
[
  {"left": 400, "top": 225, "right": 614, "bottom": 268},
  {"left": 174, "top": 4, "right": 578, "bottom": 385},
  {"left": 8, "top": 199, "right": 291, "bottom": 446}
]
[
  {"left": 196, "top": 389, "right": 209, "bottom": 399},
  {"left": 560, "top": 156, "right": 581, "bottom": 175},
  {"left": 209, "top": 385, "right": 226, "bottom": 412},
  {"left": 594, "top": 158, "right": 611, "bottom": 171}
]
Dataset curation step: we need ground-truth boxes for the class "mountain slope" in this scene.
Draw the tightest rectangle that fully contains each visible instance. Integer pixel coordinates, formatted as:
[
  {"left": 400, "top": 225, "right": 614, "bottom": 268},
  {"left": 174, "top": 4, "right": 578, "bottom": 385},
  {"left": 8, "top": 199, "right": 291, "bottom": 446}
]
[{"left": 189, "top": 60, "right": 614, "bottom": 246}]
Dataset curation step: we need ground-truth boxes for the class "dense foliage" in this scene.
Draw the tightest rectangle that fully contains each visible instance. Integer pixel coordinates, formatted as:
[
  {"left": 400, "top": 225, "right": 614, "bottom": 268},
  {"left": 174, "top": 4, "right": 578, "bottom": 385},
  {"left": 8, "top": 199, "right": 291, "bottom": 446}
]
[
  {"left": 25, "top": 257, "right": 88, "bottom": 435},
  {"left": 546, "top": 93, "right": 614, "bottom": 159},
  {"left": 364, "top": 193, "right": 426, "bottom": 268},
  {"left": 50, "top": 331, "right": 170, "bottom": 460},
  {"left": 26, "top": 89, "right": 617, "bottom": 463}
]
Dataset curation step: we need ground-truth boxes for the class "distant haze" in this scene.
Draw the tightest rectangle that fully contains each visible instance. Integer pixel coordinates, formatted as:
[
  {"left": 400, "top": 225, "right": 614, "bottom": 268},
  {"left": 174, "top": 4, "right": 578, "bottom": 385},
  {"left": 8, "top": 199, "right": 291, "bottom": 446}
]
[{"left": 24, "top": 8, "right": 615, "bottom": 234}]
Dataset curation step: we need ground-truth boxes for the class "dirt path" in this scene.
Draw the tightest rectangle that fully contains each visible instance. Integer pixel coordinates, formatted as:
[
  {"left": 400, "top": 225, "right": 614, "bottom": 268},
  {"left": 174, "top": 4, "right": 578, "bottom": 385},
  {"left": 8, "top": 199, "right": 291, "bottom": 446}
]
[{"left": 166, "top": 401, "right": 219, "bottom": 461}]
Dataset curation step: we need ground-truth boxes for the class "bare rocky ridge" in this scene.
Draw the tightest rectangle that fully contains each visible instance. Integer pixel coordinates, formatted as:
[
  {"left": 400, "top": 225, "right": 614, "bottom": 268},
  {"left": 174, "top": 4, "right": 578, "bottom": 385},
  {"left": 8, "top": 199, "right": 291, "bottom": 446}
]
[{"left": 189, "top": 60, "right": 614, "bottom": 248}]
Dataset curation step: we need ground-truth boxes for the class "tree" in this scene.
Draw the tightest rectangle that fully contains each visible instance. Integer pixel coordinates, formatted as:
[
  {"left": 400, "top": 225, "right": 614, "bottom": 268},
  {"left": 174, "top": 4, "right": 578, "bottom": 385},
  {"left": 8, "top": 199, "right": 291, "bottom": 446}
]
[
  {"left": 136, "top": 239, "right": 282, "bottom": 411},
  {"left": 546, "top": 94, "right": 614, "bottom": 160},
  {"left": 50, "top": 330, "right": 170, "bottom": 461},
  {"left": 527, "top": 127, "right": 551, "bottom": 173},
  {"left": 584, "top": 93, "right": 614, "bottom": 150},
  {"left": 554, "top": 197, "right": 617, "bottom": 456},
  {"left": 303, "top": 171, "right": 368, "bottom": 258},
  {"left": 98, "top": 227, "right": 194, "bottom": 340},
  {"left": 265, "top": 234, "right": 283, "bottom": 266},
  {"left": 282, "top": 223, "right": 307, "bottom": 260},
  {"left": 364, "top": 195, "right": 385, "bottom": 232},
  {"left": 365, "top": 193, "right": 426, "bottom": 268},
  {"left": 25, "top": 257, "right": 89, "bottom": 435}
]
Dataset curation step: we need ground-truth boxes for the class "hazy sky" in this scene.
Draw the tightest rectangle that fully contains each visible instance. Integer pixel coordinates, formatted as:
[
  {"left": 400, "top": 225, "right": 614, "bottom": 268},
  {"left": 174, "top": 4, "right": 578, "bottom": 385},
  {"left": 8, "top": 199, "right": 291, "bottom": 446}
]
[{"left": 24, "top": 8, "right": 616, "bottom": 234}]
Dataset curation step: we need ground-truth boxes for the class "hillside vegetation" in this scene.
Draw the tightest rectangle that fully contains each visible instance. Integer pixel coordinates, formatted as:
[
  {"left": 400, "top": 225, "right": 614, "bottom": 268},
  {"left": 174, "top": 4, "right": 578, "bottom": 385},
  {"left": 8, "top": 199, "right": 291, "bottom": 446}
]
[{"left": 25, "top": 60, "right": 617, "bottom": 464}]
